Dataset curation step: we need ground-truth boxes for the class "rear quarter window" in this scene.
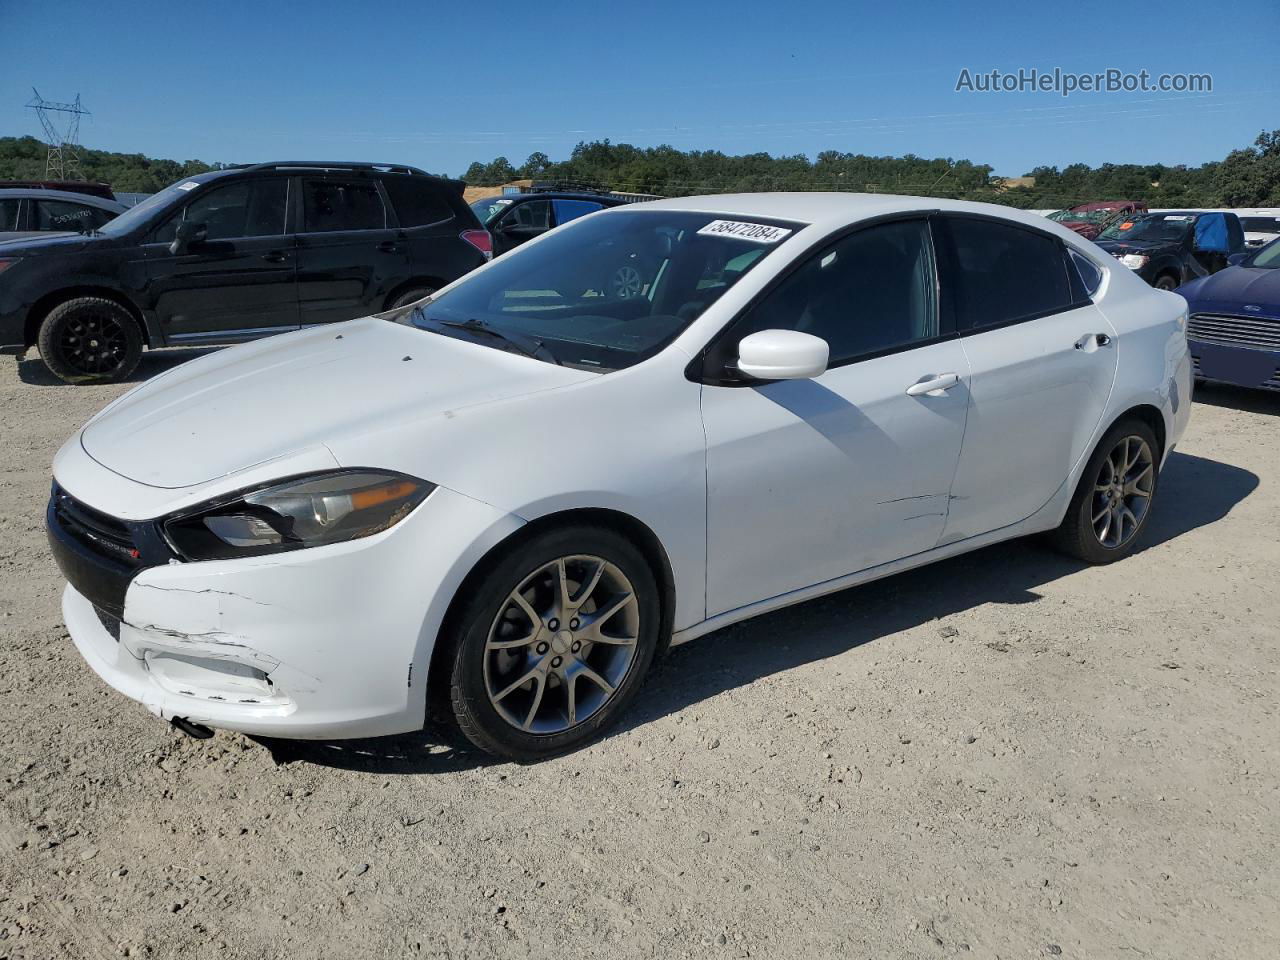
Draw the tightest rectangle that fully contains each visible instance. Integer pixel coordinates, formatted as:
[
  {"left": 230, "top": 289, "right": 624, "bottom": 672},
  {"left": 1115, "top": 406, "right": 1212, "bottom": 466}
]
[{"left": 381, "top": 177, "right": 453, "bottom": 227}]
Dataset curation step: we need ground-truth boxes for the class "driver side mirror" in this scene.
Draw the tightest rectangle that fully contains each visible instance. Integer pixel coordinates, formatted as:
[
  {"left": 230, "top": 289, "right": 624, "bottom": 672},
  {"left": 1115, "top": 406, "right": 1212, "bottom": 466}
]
[
  {"left": 1227, "top": 252, "right": 1248, "bottom": 266},
  {"left": 169, "top": 220, "right": 208, "bottom": 255},
  {"left": 736, "top": 329, "right": 829, "bottom": 381}
]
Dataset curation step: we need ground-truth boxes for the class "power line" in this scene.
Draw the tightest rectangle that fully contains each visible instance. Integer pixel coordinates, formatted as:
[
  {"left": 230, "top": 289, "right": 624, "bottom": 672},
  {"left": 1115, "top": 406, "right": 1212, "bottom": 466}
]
[{"left": 26, "top": 88, "right": 90, "bottom": 180}]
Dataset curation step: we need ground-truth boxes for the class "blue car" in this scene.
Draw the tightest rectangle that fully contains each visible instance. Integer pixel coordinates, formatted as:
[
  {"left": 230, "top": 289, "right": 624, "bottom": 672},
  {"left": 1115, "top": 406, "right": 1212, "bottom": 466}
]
[{"left": 1178, "top": 238, "right": 1280, "bottom": 392}]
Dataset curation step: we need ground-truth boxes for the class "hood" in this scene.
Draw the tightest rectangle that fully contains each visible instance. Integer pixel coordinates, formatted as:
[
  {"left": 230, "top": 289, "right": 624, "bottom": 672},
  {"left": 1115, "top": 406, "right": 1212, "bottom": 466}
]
[
  {"left": 1178, "top": 265, "right": 1280, "bottom": 317},
  {"left": 0, "top": 230, "right": 106, "bottom": 255},
  {"left": 1095, "top": 237, "right": 1177, "bottom": 256},
  {"left": 80, "top": 316, "right": 594, "bottom": 488}
]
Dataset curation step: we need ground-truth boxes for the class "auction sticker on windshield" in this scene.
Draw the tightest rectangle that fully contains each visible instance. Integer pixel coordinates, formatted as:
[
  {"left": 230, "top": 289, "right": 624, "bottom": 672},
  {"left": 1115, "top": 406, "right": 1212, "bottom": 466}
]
[{"left": 697, "top": 220, "right": 793, "bottom": 243}]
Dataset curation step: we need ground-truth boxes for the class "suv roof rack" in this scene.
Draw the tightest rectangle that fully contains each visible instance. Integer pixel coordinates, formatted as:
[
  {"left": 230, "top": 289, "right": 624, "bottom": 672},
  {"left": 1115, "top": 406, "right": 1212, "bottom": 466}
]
[{"left": 233, "top": 161, "right": 433, "bottom": 177}]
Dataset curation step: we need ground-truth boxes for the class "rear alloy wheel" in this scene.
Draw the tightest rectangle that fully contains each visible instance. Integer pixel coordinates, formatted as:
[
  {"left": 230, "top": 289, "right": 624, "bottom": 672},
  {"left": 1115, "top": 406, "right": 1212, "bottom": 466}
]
[
  {"left": 37, "top": 296, "right": 143, "bottom": 384},
  {"left": 446, "top": 526, "right": 660, "bottom": 761},
  {"left": 1050, "top": 418, "right": 1160, "bottom": 563}
]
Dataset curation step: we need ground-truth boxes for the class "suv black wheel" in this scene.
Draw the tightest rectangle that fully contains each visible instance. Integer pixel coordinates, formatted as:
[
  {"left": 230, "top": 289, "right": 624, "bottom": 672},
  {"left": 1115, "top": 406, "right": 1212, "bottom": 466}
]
[
  {"left": 1153, "top": 274, "right": 1179, "bottom": 291},
  {"left": 1050, "top": 417, "right": 1161, "bottom": 564},
  {"left": 37, "top": 297, "right": 143, "bottom": 384},
  {"left": 388, "top": 286, "right": 436, "bottom": 309},
  {"left": 445, "top": 524, "right": 661, "bottom": 762}
]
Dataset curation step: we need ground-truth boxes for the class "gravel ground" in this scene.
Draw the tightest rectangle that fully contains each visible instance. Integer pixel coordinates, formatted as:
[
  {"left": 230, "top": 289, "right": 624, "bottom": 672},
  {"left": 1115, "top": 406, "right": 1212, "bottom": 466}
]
[{"left": 1, "top": 349, "right": 1277, "bottom": 960}]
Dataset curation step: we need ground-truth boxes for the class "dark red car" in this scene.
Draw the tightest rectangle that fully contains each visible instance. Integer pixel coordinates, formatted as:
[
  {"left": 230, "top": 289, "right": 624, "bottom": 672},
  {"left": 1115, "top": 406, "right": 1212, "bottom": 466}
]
[{"left": 1048, "top": 201, "right": 1148, "bottom": 240}]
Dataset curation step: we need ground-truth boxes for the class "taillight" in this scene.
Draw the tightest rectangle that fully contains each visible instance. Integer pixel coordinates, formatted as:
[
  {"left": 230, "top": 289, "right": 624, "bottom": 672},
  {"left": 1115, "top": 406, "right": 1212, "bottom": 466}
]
[{"left": 460, "top": 229, "right": 492, "bottom": 260}]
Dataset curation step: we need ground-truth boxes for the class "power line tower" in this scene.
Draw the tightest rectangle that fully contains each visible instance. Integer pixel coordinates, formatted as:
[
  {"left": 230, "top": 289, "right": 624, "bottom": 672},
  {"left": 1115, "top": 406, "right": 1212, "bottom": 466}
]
[{"left": 26, "top": 88, "right": 91, "bottom": 180}]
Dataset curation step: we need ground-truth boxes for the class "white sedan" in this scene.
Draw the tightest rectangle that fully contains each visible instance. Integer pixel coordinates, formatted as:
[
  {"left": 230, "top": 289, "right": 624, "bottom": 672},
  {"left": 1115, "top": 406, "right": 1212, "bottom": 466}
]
[{"left": 48, "top": 194, "right": 1192, "bottom": 761}]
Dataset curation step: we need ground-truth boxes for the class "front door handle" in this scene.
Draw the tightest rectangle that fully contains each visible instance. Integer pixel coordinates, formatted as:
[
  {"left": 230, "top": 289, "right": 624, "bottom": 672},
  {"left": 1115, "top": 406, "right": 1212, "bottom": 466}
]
[
  {"left": 377, "top": 241, "right": 402, "bottom": 253},
  {"left": 1075, "top": 332, "right": 1112, "bottom": 351},
  {"left": 906, "top": 373, "right": 961, "bottom": 397},
  {"left": 261, "top": 251, "right": 288, "bottom": 263}
]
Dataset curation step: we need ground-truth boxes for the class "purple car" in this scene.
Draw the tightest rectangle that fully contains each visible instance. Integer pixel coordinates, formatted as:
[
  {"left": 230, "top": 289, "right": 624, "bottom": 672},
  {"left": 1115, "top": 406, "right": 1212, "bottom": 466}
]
[{"left": 1177, "top": 238, "right": 1280, "bottom": 392}]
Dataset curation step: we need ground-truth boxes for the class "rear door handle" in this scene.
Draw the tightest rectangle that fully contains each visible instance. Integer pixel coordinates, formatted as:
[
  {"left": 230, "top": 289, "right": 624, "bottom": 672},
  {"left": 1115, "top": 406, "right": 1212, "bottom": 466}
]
[
  {"left": 261, "top": 251, "right": 288, "bottom": 263},
  {"left": 1075, "top": 332, "right": 1112, "bottom": 351},
  {"left": 377, "top": 241, "right": 402, "bottom": 253},
  {"left": 906, "top": 373, "right": 961, "bottom": 397}
]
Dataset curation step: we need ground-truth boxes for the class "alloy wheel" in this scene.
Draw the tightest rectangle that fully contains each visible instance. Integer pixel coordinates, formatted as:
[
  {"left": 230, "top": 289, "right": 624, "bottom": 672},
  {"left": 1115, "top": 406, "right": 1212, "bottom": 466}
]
[
  {"left": 1091, "top": 435, "right": 1154, "bottom": 549},
  {"left": 57, "top": 312, "right": 129, "bottom": 376},
  {"left": 483, "top": 555, "right": 640, "bottom": 734}
]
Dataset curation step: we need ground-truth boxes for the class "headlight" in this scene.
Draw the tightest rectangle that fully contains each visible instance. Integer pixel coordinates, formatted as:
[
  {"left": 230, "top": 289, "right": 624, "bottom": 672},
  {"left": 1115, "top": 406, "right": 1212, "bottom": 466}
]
[
  {"left": 164, "top": 470, "right": 435, "bottom": 560},
  {"left": 1119, "top": 254, "right": 1149, "bottom": 269}
]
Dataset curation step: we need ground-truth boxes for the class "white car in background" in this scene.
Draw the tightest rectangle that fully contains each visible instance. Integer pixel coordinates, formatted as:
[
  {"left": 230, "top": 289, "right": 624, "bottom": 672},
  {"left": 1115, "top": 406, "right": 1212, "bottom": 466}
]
[
  {"left": 1236, "top": 209, "right": 1280, "bottom": 248},
  {"left": 48, "top": 194, "right": 1192, "bottom": 761}
]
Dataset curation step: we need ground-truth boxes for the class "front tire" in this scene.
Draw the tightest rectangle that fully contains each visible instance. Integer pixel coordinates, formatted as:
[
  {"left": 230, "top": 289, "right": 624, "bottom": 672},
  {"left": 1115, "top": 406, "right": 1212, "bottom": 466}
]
[
  {"left": 1153, "top": 274, "right": 1179, "bottom": 291},
  {"left": 37, "top": 296, "right": 143, "bottom": 384},
  {"left": 446, "top": 525, "right": 661, "bottom": 762},
  {"left": 1050, "top": 418, "right": 1161, "bottom": 564}
]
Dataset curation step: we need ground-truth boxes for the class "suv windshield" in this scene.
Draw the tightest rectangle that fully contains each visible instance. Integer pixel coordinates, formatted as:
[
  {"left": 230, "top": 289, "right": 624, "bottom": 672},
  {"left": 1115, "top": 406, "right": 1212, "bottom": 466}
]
[
  {"left": 396, "top": 210, "right": 800, "bottom": 371},
  {"left": 470, "top": 197, "right": 513, "bottom": 225},
  {"left": 95, "top": 179, "right": 205, "bottom": 237},
  {"left": 1099, "top": 214, "right": 1195, "bottom": 243}
]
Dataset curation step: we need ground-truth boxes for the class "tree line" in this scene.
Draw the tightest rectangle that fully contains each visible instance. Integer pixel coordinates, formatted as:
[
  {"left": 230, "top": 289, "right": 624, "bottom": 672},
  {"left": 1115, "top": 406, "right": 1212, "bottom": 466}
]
[
  {"left": 2, "top": 129, "right": 1277, "bottom": 208},
  {"left": 463, "top": 131, "right": 1280, "bottom": 208}
]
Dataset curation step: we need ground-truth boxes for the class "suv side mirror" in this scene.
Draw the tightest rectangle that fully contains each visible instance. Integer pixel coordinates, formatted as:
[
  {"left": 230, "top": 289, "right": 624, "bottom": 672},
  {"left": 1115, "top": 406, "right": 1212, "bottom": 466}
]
[
  {"left": 170, "top": 220, "right": 208, "bottom": 255},
  {"left": 736, "top": 329, "right": 829, "bottom": 380}
]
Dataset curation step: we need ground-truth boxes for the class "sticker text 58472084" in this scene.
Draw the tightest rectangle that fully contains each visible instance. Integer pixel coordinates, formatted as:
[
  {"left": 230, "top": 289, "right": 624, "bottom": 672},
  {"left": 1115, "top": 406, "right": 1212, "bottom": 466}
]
[{"left": 697, "top": 220, "right": 793, "bottom": 244}]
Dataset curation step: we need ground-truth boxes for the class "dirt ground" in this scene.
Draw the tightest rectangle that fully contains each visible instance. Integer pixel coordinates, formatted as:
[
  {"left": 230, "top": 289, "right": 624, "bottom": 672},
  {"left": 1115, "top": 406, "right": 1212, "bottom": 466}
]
[{"left": 1, "top": 349, "right": 1277, "bottom": 960}]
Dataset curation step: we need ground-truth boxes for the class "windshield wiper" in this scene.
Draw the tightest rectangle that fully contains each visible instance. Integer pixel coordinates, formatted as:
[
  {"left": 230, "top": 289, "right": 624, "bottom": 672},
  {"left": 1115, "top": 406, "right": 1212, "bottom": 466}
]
[{"left": 413, "top": 311, "right": 560, "bottom": 365}]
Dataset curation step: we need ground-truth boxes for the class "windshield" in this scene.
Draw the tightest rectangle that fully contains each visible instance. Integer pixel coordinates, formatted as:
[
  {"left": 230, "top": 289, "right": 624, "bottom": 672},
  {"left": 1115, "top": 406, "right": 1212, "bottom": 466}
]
[
  {"left": 95, "top": 178, "right": 205, "bottom": 236},
  {"left": 470, "top": 197, "right": 514, "bottom": 225},
  {"left": 396, "top": 210, "right": 800, "bottom": 371},
  {"left": 1049, "top": 209, "right": 1109, "bottom": 224},
  {"left": 1240, "top": 217, "right": 1280, "bottom": 235},
  {"left": 1099, "top": 214, "right": 1195, "bottom": 243},
  {"left": 1246, "top": 238, "right": 1280, "bottom": 268}
]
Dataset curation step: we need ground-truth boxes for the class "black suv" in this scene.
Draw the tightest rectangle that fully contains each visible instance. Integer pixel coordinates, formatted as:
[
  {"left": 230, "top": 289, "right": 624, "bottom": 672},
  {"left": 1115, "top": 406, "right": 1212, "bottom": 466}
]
[
  {"left": 0, "top": 161, "right": 491, "bottom": 383},
  {"left": 1094, "top": 210, "right": 1245, "bottom": 290}
]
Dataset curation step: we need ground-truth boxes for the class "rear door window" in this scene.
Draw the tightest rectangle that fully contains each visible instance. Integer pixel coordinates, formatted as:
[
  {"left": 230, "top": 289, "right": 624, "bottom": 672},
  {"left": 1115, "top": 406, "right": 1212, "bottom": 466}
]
[
  {"left": 302, "top": 179, "right": 386, "bottom": 233},
  {"left": 552, "top": 199, "right": 604, "bottom": 226},
  {"left": 381, "top": 177, "right": 452, "bottom": 227},
  {"left": 941, "top": 217, "right": 1074, "bottom": 331}
]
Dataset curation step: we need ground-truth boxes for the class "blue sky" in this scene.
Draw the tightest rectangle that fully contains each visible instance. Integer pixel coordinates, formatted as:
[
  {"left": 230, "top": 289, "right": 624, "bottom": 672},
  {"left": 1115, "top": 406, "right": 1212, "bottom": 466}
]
[{"left": 1, "top": 0, "right": 1276, "bottom": 179}]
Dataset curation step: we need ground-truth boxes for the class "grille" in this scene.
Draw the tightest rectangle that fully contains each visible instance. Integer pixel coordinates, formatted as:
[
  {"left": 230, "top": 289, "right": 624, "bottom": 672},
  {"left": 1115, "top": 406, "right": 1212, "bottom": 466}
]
[
  {"left": 1188, "top": 313, "right": 1280, "bottom": 351},
  {"left": 52, "top": 486, "right": 139, "bottom": 564}
]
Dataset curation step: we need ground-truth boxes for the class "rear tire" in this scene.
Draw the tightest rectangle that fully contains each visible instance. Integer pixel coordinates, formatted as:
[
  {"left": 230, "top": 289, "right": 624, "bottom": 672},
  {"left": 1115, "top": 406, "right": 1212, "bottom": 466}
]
[
  {"left": 37, "top": 297, "right": 143, "bottom": 384},
  {"left": 1153, "top": 274, "right": 1179, "bottom": 291},
  {"left": 445, "top": 524, "right": 661, "bottom": 762},
  {"left": 1050, "top": 418, "right": 1161, "bottom": 564}
]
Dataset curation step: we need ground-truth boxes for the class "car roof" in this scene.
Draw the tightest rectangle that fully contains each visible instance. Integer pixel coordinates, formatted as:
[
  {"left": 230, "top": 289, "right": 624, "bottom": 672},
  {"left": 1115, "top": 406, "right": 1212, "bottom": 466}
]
[
  {"left": 621, "top": 192, "right": 1089, "bottom": 233},
  {"left": 0, "top": 188, "right": 125, "bottom": 210},
  {"left": 484, "top": 192, "right": 625, "bottom": 204}
]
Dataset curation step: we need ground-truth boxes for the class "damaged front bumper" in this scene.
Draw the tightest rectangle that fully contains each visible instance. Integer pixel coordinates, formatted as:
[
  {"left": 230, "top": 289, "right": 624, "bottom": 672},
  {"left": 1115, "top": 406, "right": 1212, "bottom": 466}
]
[{"left": 53, "top": 481, "right": 524, "bottom": 740}]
